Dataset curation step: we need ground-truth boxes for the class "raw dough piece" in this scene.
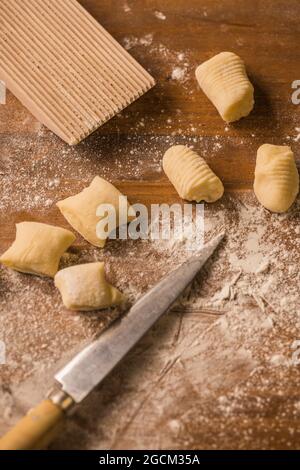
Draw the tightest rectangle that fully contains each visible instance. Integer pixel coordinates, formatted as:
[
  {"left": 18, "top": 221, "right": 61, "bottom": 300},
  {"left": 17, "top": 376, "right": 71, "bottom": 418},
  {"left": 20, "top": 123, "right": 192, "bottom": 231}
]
[
  {"left": 57, "top": 176, "right": 134, "bottom": 247},
  {"left": 162, "top": 145, "right": 224, "bottom": 202},
  {"left": 195, "top": 51, "right": 254, "bottom": 122},
  {"left": 0, "top": 222, "right": 75, "bottom": 277},
  {"left": 254, "top": 144, "right": 299, "bottom": 213},
  {"left": 54, "top": 262, "right": 125, "bottom": 311}
]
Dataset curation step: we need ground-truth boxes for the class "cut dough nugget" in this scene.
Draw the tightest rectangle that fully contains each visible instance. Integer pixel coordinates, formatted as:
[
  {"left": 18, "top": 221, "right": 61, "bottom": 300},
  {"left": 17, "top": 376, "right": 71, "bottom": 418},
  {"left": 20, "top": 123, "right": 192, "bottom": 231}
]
[
  {"left": 57, "top": 176, "right": 134, "bottom": 248},
  {"left": 163, "top": 145, "right": 224, "bottom": 202},
  {"left": 0, "top": 222, "right": 75, "bottom": 277},
  {"left": 196, "top": 51, "right": 254, "bottom": 122},
  {"left": 54, "top": 262, "right": 125, "bottom": 311},
  {"left": 254, "top": 144, "right": 299, "bottom": 213}
]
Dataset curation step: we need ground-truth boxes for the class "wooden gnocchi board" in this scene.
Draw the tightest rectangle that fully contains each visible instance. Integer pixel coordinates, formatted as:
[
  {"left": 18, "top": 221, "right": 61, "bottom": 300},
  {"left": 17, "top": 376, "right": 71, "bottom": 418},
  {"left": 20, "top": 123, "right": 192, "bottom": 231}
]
[{"left": 0, "top": 0, "right": 300, "bottom": 450}]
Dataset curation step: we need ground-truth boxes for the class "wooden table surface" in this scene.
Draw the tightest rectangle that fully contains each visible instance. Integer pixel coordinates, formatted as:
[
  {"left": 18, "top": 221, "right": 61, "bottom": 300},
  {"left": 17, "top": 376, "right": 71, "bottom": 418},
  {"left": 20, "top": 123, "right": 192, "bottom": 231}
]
[{"left": 0, "top": 0, "right": 300, "bottom": 449}]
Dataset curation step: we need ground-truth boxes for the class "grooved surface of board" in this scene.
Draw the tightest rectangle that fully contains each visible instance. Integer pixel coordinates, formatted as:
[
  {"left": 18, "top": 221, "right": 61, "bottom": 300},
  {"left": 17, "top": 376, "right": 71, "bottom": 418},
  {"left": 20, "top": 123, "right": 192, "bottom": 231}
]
[{"left": 0, "top": 0, "right": 155, "bottom": 144}]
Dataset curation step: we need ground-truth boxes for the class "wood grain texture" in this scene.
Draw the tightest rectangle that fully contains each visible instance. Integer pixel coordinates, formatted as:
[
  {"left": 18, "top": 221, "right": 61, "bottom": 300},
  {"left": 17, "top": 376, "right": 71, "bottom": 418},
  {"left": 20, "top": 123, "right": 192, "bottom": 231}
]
[{"left": 0, "top": 0, "right": 299, "bottom": 450}]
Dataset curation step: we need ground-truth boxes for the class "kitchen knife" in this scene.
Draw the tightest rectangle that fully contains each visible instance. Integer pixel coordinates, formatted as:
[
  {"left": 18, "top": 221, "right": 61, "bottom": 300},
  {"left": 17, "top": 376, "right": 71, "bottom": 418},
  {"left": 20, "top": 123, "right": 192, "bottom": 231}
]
[{"left": 0, "top": 231, "right": 224, "bottom": 450}]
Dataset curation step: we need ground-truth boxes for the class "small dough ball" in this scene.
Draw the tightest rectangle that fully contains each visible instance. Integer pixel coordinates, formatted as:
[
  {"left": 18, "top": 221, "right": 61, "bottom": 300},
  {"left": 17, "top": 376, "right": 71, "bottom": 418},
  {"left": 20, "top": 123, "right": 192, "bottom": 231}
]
[
  {"left": 254, "top": 144, "right": 299, "bottom": 213},
  {"left": 196, "top": 51, "right": 254, "bottom": 122},
  {"left": 0, "top": 222, "right": 75, "bottom": 277},
  {"left": 57, "top": 176, "right": 134, "bottom": 248},
  {"left": 162, "top": 145, "right": 224, "bottom": 202},
  {"left": 54, "top": 262, "right": 125, "bottom": 311}
]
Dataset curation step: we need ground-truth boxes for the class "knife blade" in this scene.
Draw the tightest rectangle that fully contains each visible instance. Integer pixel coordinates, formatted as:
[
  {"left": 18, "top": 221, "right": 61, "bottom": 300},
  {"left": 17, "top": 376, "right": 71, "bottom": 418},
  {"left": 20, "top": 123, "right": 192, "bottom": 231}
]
[
  {"left": 0, "top": 231, "right": 225, "bottom": 450},
  {"left": 55, "top": 231, "right": 225, "bottom": 403}
]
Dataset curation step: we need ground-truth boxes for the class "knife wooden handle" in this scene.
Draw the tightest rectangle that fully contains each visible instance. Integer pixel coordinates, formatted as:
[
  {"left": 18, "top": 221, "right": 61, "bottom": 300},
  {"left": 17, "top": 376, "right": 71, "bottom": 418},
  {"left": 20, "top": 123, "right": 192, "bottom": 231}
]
[{"left": 0, "top": 399, "right": 65, "bottom": 450}]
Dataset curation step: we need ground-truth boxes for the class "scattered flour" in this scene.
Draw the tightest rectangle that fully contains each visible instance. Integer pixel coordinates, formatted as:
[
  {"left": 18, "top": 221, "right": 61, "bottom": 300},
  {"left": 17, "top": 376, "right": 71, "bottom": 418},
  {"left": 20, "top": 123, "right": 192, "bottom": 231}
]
[
  {"left": 122, "top": 34, "right": 153, "bottom": 50},
  {"left": 1, "top": 23, "right": 300, "bottom": 449},
  {"left": 294, "top": 127, "right": 300, "bottom": 142},
  {"left": 154, "top": 11, "right": 166, "bottom": 21},
  {"left": 123, "top": 1, "right": 131, "bottom": 13},
  {"left": 171, "top": 66, "right": 187, "bottom": 82},
  {"left": 228, "top": 227, "right": 269, "bottom": 274}
]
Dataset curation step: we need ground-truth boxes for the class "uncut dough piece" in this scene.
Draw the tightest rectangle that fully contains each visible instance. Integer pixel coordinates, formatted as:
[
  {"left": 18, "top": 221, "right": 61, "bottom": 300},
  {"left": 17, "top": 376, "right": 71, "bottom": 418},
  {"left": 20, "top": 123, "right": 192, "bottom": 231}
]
[
  {"left": 163, "top": 145, "right": 224, "bottom": 202},
  {"left": 57, "top": 176, "right": 135, "bottom": 248},
  {"left": 254, "top": 144, "right": 299, "bottom": 213},
  {"left": 54, "top": 262, "right": 125, "bottom": 311},
  {"left": 196, "top": 51, "right": 254, "bottom": 122},
  {"left": 0, "top": 222, "right": 75, "bottom": 277}
]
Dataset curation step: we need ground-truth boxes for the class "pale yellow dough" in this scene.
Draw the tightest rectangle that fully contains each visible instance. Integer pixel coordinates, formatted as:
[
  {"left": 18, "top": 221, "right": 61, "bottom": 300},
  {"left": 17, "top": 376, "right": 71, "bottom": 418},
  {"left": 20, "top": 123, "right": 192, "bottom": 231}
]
[
  {"left": 54, "top": 262, "right": 125, "bottom": 311},
  {"left": 196, "top": 51, "right": 254, "bottom": 122},
  {"left": 0, "top": 222, "right": 75, "bottom": 277},
  {"left": 57, "top": 176, "right": 134, "bottom": 248},
  {"left": 254, "top": 144, "right": 299, "bottom": 213},
  {"left": 163, "top": 145, "right": 224, "bottom": 202}
]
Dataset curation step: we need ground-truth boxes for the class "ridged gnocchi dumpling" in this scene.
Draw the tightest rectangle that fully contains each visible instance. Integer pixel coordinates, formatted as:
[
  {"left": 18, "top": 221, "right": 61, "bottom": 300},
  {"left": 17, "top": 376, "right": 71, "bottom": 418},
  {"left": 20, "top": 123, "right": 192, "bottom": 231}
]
[
  {"left": 0, "top": 222, "right": 75, "bottom": 277},
  {"left": 162, "top": 145, "right": 224, "bottom": 202},
  {"left": 196, "top": 51, "right": 254, "bottom": 122},
  {"left": 54, "top": 262, "right": 125, "bottom": 311},
  {"left": 254, "top": 144, "right": 299, "bottom": 213}
]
